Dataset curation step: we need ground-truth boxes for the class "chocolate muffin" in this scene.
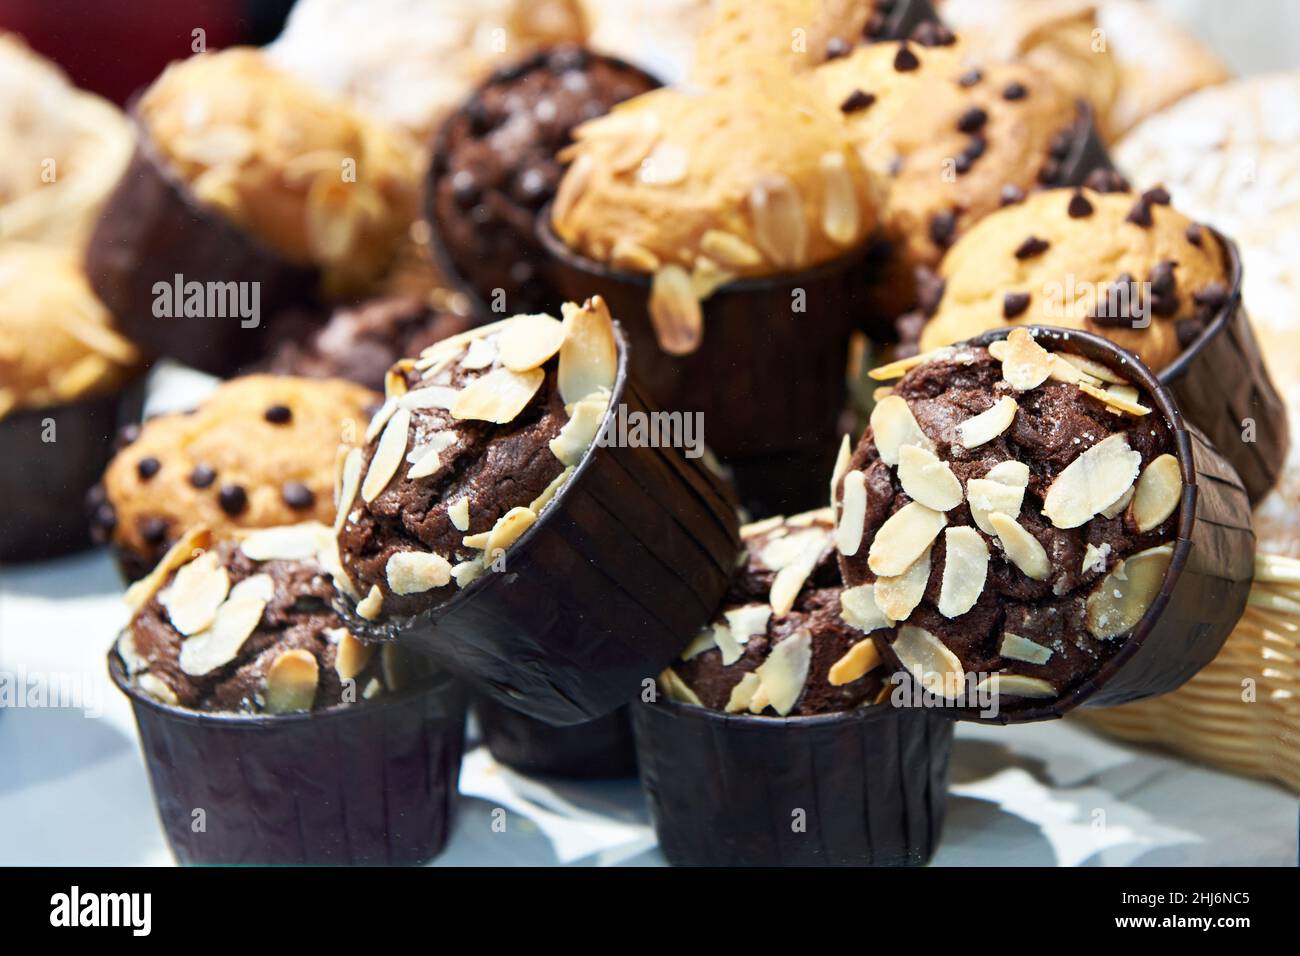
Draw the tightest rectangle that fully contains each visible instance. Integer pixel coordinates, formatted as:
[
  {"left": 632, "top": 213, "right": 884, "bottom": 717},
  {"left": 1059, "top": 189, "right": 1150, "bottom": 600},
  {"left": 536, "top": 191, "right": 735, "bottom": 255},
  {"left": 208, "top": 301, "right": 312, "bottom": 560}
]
[
  {"left": 665, "top": 509, "right": 888, "bottom": 715},
  {"left": 92, "top": 374, "right": 376, "bottom": 580},
  {"left": 834, "top": 329, "right": 1183, "bottom": 709},
  {"left": 428, "top": 45, "right": 660, "bottom": 316}
]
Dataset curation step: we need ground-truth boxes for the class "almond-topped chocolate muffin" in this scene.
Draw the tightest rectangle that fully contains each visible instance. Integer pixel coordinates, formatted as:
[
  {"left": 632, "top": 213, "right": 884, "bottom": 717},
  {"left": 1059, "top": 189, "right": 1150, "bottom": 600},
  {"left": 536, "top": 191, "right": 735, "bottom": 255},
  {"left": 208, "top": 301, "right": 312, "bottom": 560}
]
[
  {"left": 664, "top": 509, "right": 888, "bottom": 716},
  {"left": 334, "top": 298, "right": 620, "bottom": 626},
  {"left": 428, "top": 45, "right": 659, "bottom": 315},
  {"left": 834, "top": 329, "right": 1182, "bottom": 707}
]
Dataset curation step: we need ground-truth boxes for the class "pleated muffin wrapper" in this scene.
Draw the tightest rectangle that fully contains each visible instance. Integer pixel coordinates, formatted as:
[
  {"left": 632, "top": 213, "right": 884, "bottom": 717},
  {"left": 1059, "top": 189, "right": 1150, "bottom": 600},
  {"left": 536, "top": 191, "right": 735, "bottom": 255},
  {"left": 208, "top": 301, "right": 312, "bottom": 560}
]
[
  {"left": 863, "top": 0, "right": 943, "bottom": 42},
  {"left": 86, "top": 123, "right": 320, "bottom": 376},
  {"left": 632, "top": 695, "right": 953, "bottom": 867},
  {"left": 876, "top": 326, "right": 1255, "bottom": 724},
  {"left": 0, "top": 376, "right": 145, "bottom": 563},
  {"left": 337, "top": 321, "right": 742, "bottom": 727},
  {"left": 473, "top": 694, "right": 637, "bottom": 779},
  {"left": 537, "top": 214, "right": 872, "bottom": 515},
  {"left": 108, "top": 649, "right": 467, "bottom": 866}
]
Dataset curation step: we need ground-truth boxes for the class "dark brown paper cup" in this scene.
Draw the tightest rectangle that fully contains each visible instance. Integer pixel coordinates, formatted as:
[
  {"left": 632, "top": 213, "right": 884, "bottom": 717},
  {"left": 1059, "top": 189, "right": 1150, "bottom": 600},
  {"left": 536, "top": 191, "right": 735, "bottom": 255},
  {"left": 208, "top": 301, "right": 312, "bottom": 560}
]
[
  {"left": 473, "top": 695, "right": 637, "bottom": 779},
  {"left": 86, "top": 130, "right": 319, "bottom": 376},
  {"left": 1159, "top": 230, "right": 1287, "bottom": 505},
  {"left": 632, "top": 696, "right": 953, "bottom": 866},
  {"left": 879, "top": 325, "right": 1255, "bottom": 724},
  {"left": 109, "top": 651, "right": 466, "bottom": 865},
  {"left": 339, "top": 322, "right": 742, "bottom": 727},
  {"left": 1046, "top": 102, "right": 1113, "bottom": 189},
  {"left": 864, "top": 0, "right": 942, "bottom": 42}
]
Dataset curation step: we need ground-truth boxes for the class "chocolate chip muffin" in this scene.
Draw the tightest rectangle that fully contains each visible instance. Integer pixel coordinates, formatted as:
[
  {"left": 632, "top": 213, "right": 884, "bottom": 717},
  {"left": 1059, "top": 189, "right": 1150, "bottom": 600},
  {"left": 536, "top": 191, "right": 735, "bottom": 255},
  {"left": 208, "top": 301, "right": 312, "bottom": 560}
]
[
  {"left": 663, "top": 509, "right": 888, "bottom": 716},
  {"left": 834, "top": 329, "right": 1182, "bottom": 708},
  {"left": 428, "top": 45, "right": 660, "bottom": 315},
  {"left": 334, "top": 298, "right": 619, "bottom": 625},
  {"left": 93, "top": 375, "right": 376, "bottom": 580},
  {"left": 916, "top": 185, "right": 1230, "bottom": 371},
  {"left": 115, "top": 524, "right": 425, "bottom": 713}
]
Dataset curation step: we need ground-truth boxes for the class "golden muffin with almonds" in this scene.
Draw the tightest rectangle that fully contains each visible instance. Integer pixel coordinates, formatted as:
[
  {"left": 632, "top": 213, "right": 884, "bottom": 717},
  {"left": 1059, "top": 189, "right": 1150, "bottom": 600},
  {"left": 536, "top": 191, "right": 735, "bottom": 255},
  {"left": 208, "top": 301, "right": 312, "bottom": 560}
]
[{"left": 917, "top": 186, "right": 1230, "bottom": 371}]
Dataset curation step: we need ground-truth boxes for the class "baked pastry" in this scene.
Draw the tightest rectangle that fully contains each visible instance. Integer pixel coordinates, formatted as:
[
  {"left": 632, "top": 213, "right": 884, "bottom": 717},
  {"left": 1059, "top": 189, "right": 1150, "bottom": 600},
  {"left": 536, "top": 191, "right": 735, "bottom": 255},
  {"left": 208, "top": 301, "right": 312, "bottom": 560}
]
[
  {"left": 427, "top": 45, "right": 659, "bottom": 315},
  {"left": 92, "top": 374, "right": 376, "bottom": 580},
  {"left": 835, "top": 327, "right": 1253, "bottom": 717}
]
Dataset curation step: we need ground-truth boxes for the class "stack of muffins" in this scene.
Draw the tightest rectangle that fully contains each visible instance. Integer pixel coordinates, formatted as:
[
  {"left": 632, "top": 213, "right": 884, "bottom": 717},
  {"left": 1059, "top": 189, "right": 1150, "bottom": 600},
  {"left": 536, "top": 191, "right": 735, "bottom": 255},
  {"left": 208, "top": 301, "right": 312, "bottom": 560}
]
[{"left": 1, "top": 0, "right": 1289, "bottom": 867}]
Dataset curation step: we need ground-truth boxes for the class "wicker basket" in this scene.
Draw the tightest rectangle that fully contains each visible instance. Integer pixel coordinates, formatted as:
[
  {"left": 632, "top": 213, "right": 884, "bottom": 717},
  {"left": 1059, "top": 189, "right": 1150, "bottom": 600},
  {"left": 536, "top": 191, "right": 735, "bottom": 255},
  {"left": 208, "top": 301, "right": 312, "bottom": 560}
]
[{"left": 1078, "top": 553, "right": 1300, "bottom": 793}]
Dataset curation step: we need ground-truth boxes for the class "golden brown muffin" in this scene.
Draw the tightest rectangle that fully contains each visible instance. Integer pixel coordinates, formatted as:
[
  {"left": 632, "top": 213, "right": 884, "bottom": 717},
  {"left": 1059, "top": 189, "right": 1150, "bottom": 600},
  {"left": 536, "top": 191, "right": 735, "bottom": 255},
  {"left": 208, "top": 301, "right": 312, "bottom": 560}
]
[
  {"left": 0, "top": 243, "right": 139, "bottom": 418},
  {"left": 137, "top": 48, "right": 421, "bottom": 296},
  {"left": 809, "top": 41, "right": 1080, "bottom": 312},
  {"left": 96, "top": 375, "right": 377, "bottom": 579},
  {"left": 917, "top": 186, "right": 1230, "bottom": 371}
]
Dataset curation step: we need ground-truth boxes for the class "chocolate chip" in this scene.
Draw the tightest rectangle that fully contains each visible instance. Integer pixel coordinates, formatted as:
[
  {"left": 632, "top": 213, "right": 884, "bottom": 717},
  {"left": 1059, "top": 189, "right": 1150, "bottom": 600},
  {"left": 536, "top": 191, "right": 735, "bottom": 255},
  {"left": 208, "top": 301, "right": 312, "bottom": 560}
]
[
  {"left": 914, "top": 266, "right": 946, "bottom": 316},
  {"left": 1149, "top": 260, "right": 1178, "bottom": 298},
  {"left": 1014, "top": 236, "right": 1050, "bottom": 260},
  {"left": 929, "top": 210, "right": 957, "bottom": 247},
  {"left": 1083, "top": 168, "right": 1131, "bottom": 194},
  {"left": 1048, "top": 130, "right": 1073, "bottom": 158},
  {"left": 1125, "top": 198, "right": 1154, "bottom": 227},
  {"left": 264, "top": 404, "right": 292, "bottom": 425},
  {"left": 1186, "top": 223, "right": 1204, "bottom": 246},
  {"left": 1092, "top": 273, "right": 1144, "bottom": 327},
  {"left": 218, "top": 484, "right": 248, "bottom": 516},
  {"left": 189, "top": 464, "right": 216, "bottom": 489},
  {"left": 450, "top": 170, "right": 480, "bottom": 209},
  {"left": 1193, "top": 281, "right": 1231, "bottom": 312},
  {"left": 911, "top": 22, "right": 955, "bottom": 47},
  {"left": 863, "top": 12, "right": 885, "bottom": 38},
  {"left": 1038, "top": 160, "right": 1061, "bottom": 185},
  {"left": 840, "top": 89, "right": 876, "bottom": 113},
  {"left": 957, "top": 106, "right": 987, "bottom": 133},
  {"left": 140, "top": 516, "right": 168, "bottom": 545},
  {"left": 825, "top": 36, "right": 851, "bottom": 60},
  {"left": 958, "top": 68, "right": 983, "bottom": 87},
  {"left": 136, "top": 457, "right": 161, "bottom": 481},
  {"left": 1142, "top": 185, "right": 1171, "bottom": 206},
  {"left": 955, "top": 135, "right": 987, "bottom": 174},
  {"left": 282, "top": 481, "right": 316, "bottom": 510},
  {"left": 1067, "top": 190, "right": 1093, "bottom": 218},
  {"left": 114, "top": 423, "right": 141, "bottom": 452},
  {"left": 1175, "top": 317, "right": 1204, "bottom": 348},
  {"left": 90, "top": 502, "right": 117, "bottom": 538},
  {"left": 893, "top": 43, "right": 920, "bottom": 72},
  {"left": 1000, "top": 184, "right": 1026, "bottom": 206},
  {"left": 1002, "top": 81, "right": 1028, "bottom": 101},
  {"left": 515, "top": 166, "right": 550, "bottom": 206},
  {"left": 1003, "top": 292, "right": 1031, "bottom": 318}
]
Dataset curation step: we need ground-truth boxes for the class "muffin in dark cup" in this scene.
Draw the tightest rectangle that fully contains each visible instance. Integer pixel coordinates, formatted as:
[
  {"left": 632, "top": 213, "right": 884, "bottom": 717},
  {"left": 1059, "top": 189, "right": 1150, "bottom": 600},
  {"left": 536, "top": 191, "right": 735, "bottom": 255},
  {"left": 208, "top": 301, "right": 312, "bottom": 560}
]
[{"left": 111, "top": 523, "right": 465, "bottom": 864}]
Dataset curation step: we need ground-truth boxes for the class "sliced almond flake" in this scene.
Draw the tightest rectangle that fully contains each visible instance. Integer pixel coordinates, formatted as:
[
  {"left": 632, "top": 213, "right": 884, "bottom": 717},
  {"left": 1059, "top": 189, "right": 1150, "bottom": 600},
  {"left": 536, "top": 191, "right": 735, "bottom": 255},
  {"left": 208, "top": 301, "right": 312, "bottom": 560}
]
[
  {"left": 1081, "top": 541, "right": 1111, "bottom": 574},
  {"left": 973, "top": 673, "right": 1056, "bottom": 698},
  {"left": 406, "top": 430, "right": 459, "bottom": 480},
  {"left": 1059, "top": 353, "right": 1127, "bottom": 384},
  {"left": 659, "top": 667, "right": 702, "bottom": 706},
  {"left": 893, "top": 625, "right": 965, "bottom": 700},
  {"left": 938, "top": 527, "right": 989, "bottom": 618},
  {"left": 400, "top": 385, "right": 460, "bottom": 411},
  {"left": 1047, "top": 353, "right": 1103, "bottom": 386},
  {"left": 335, "top": 631, "right": 375, "bottom": 681},
  {"left": 552, "top": 152, "right": 593, "bottom": 224},
  {"left": 364, "top": 397, "right": 398, "bottom": 444},
  {"left": 356, "top": 584, "right": 384, "bottom": 621},
  {"left": 649, "top": 265, "right": 703, "bottom": 356},
  {"left": 159, "top": 550, "right": 231, "bottom": 636},
  {"left": 381, "top": 644, "right": 409, "bottom": 692},
  {"left": 680, "top": 625, "right": 718, "bottom": 661},
  {"left": 1129, "top": 453, "right": 1182, "bottom": 532},
  {"left": 1079, "top": 381, "right": 1151, "bottom": 416},
  {"left": 786, "top": 507, "right": 832, "bottom": 528},
  {"left": 124, "top": 526, "right": 213, "bottom": 616},
  {"left": 0, "top": 388, "right": 15, "bottom": 418},
  {"left": 116, "top": 630, "right": 148, "bottom": 675},
  {"left": 1000, "top": 328, "right": 1053, "bottom": 391},
  {"left": 239, "top": 522, "right": 332, "bottom": 563},
  {"left": 529, "top": 466, "right": 574, "bottom": 513},
  {"left": 610, "top": 238, "right": 660, "bottom": 272},
  {"left": 451, "top": 558, "right": 485, "bottom": 588},
  {"left": 986, "top": 460, "right": 1030, "bottom": 487},
  {"left": 874, "top": 546, "right": 931, "bottom": 620},
  {"left": 384, "top": 364, "right": 410, "bottom": 399},
  {"left": 451, "top": 367, "right": 544, "bottom": 424},
  {"left": 1100, "top": 485, "right": 1135, "bottom": 520},
  {"left": 711, "top": 623, "right": 742, "bottom": 666},
  {"left": 870, "top": 395, "right": 934, "bottom": 465},
  {"left": 690, "top": 255, "right": 734, "bottom": 300},
  {"left": 747, "top": 683, "right": 771, "bottom": 714},
  {"left": 448, "top": 496, "right": 471, "bottom": 531},
  {"left": 872, "top": 386, "right": 894, "bottom": 401},
  {"left": 264, "top": 649, "right": 319, "bottom": 713},
  {"left": 498, "top": 313, "right": 566, "bottom": 371},
  {"left": 386, "top": 551, "right": 453, "bottom": 595},
  {"left": 967, "top": 479, "right": 1021, "bottom": 535},
  {"left": 830, "top": 434, "right": 852, "bottom": 510},
  {"left": 1000, "top": 632, "right": 1053, "bottom": 665},
  {"left": 362, "top": 677, "right": 383, "bottom": 699},
  {"left": 639, "top": 142, "right": 689, "bottom": 185},
  {"left": 868, "top": 347, "right": 953, "bottom": 381},
  {"left": 137, "top": 673, "right": 179, "bottom": 706},
  {"left": 955, "top": 396, "right": 1018, "bottom": 449},
  {"left": 558, "top": 296, "right": 618, "bottom": 403},
  {"left": 462, "top": 530, "right": 490, "bottom": 549},
  {"left": 1042, "top": 433, "right": 1141, "bottom": 529},
  {"left": 362, "top": 407, "right": 411, "bottom": 502},
  {"left": 828, "top": 639, "right": 882, "bottom": 686},
  {"left": 178, "top": 594, "right": 267, "bottom": 676},
  {"left": 459, "top": 335, "right": 498, "bottom": 370},
  {"left": 485, "top": 507, "right": 537, "bottom": 555},
  {"left": 835, "top": 469, "right": 868, "bottom": 556},
  {"left": 606, "top": 116, "right": 661, "bottom": 173},
  {"left": 819, "top": 151, "right": 860, "bottom": 245},
  {"left": 700, "top": 229, "right": 763, "bottom": 269},
  {"left": 760, "top": 528, "right": 828, "bottom": 571},
  {"left": 550, "top": 391, "right": 609, "bottom": 466},
  {"left": 320, "top": 538, "right": 358, "bottom": 599},
  {"left": 417, "top": 317, "right": 514, "bottom": 365},
  {"left": 841, "top": 585, "right": 894, "bottom": 632},
  {"left": 867, "top": 502, "right": 946, "bottom": 577},
  {"left": 742, "top": 515, "right": 785, "bottom": 539},
  {"left": 897, "top": 444, "right": 963, "bottom": 511},
  {"left": 724, "top": 604, "right": 772, "bottom": 647},
  {"left": 769, "top": 549, "right": 819, "bottom": 617},
  {"left": 335, "top": 448, "right": 362, "bottom": 532},
  {"left": 231, "top": 573, "right": 275, "bottom": 604},
  {"left": 754, "top": 629, "right": 812, "bottom": 716},
  {"left": 725, "top": 672, "right": 762, "bottom": 713},
  {"left": 1086, "top": 543, "right": 1173, "bottom": 639},
  {"left": 749, "top": 173, "right": 808, "bottom": 269},
  {"left": 989, "top": 511, "right": 1050, "bottom": 580}
]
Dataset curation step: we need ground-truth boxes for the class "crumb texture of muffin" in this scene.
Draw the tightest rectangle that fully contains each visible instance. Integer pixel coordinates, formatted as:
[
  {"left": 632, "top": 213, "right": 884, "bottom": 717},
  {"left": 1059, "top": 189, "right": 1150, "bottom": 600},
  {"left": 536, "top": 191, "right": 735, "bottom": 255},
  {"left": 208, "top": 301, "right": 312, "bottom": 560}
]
[
  {"left": 0, "top": 242, "right": 139, "bottom": 417},
  {"left": 918, "top": 186, "right": 1230, "bottom": 370},
  {"left": 137, "top": 47, "right": 421, "bottom": 294},
  {"left": 664, "top": 509, "right": 888, "bottom": 716},
  {"left": 97, "top": 374, "right": 376, "bottom": 577},
  {"left": 835, "top": 330, "right": 1181, "bottom": 704},
  {"left": 117, "top": 526, "right": 422, "bottom": 713},
  {"left": 336, "top": 297, "right": 619, "bottom": 622}
]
